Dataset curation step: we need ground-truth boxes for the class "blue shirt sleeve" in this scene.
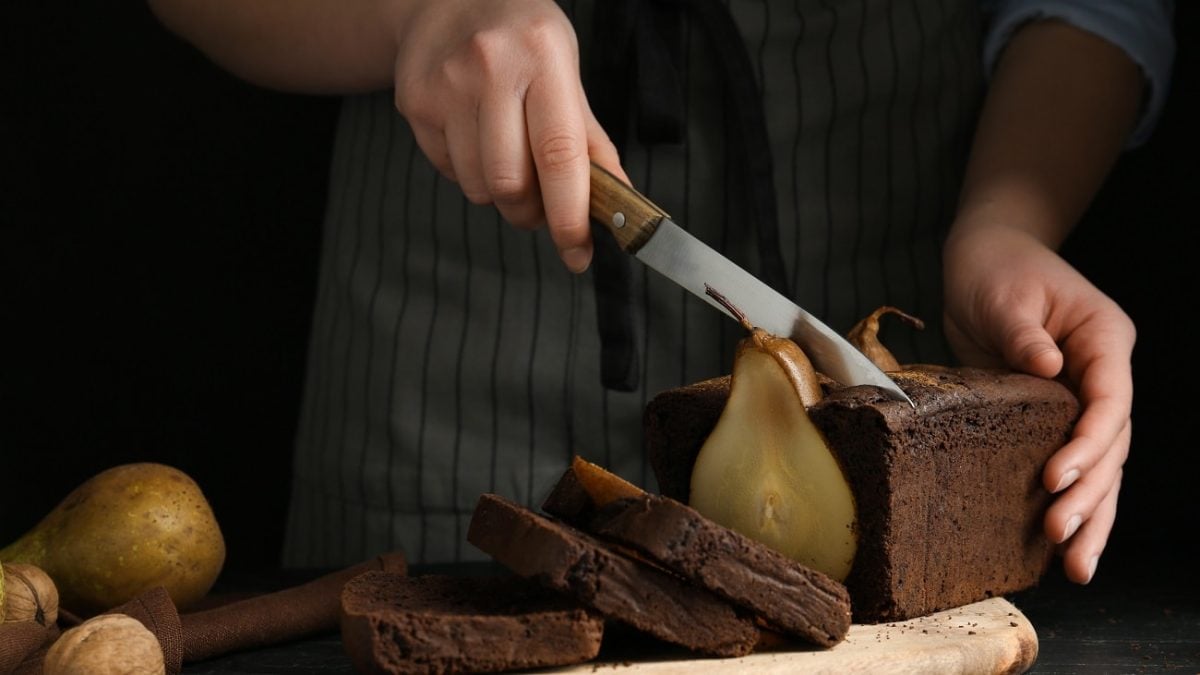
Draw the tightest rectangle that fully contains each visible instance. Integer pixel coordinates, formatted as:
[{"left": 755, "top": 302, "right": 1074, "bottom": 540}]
[{"left": 979, "top": 0, "right": 1176, "bottom": 147}]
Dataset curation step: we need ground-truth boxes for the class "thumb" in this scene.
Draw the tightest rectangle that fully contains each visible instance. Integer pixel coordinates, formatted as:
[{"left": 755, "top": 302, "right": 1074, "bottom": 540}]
[{"left": 1002, "top": 320, "right": 1063, "bottom": 379}]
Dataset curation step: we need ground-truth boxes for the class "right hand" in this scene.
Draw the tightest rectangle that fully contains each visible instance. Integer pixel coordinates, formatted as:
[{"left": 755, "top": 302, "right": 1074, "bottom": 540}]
[
  {"left": 389, "top": 0, "right": 626, "bottom": 273},
  {"left": 943, "top": 223, "right": 1135, "bottom": 584}
]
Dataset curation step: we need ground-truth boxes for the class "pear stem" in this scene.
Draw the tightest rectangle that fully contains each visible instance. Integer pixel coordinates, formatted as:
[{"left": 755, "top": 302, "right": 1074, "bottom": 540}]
[
  {"left": 870, "top": 306, "right": 925, "bottom": 330},
  {"left": 704, "top": 284, "right": 754, "bottom": 332}
]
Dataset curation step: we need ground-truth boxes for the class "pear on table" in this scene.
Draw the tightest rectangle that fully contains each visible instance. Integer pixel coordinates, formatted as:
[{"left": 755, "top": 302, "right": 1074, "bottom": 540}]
[
  {"left": 0, "top": 462, "right": 225, "bottom": 615},
  {"left": 688, "top": 286, "right": 857, "bottom": 581}
]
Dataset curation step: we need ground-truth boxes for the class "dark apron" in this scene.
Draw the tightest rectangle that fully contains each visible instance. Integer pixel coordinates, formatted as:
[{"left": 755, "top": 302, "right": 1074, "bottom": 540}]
[{"left": 284, "top": 0, "right": 983, "bottom": 567}]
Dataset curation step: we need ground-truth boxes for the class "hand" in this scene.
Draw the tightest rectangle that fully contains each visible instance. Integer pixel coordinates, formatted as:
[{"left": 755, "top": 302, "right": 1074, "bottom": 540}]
[
  {"left": 942, "top": 224, "right": 1134, "bottom": 584},
  {"left": 389, "top": 0, "right": 626, "bottom": 273}
]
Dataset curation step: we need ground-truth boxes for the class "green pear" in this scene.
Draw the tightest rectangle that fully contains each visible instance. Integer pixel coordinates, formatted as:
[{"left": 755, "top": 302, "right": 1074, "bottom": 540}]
[{"left": 1, "top": 462, "right": 225, "bottom": 615}]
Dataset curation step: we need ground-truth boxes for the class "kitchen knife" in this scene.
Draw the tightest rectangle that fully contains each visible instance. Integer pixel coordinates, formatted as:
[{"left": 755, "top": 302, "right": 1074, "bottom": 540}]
[{"left": 589, "top": 162, "right": 913, "bottom": 406}]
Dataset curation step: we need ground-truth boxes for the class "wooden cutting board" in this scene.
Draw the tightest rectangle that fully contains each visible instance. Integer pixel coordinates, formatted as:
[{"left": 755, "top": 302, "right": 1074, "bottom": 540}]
[{"left": 534, "top": 597, "right": 1037, "bottom": 674}]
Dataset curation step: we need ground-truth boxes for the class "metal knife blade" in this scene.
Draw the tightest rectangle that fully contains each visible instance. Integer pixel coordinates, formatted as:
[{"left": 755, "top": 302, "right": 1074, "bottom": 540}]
[{"left": 589, "top": 162, "right": 912, "bottom": 405}]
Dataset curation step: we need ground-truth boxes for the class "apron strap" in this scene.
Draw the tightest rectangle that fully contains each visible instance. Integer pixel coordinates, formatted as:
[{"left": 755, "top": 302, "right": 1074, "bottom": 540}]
[{"left": 586, "top": 0, "right": 790, "bottom": 392}]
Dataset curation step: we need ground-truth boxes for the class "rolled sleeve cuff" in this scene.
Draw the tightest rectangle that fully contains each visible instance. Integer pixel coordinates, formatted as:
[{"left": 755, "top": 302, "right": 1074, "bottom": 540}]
[{"left": 982, "top": 0, "right": 1176, "bottom": 147}]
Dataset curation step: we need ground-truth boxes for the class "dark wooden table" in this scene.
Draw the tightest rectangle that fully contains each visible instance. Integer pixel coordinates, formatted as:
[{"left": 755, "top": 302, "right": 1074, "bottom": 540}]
[
  {"left": 183, "top": 548, "right": 1199, "bottom": 674},
  {"left": 1009, "top": 549, "right": 1198, "bottom": 673}
]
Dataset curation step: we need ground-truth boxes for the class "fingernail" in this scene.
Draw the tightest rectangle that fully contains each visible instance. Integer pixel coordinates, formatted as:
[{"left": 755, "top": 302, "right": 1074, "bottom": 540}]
[
  {"left": 562, "top": 247, "right": 590, "bottom": 273},
  {"left": 1062, "top": 514, "right": 1082, "bottom": 542},
  {"left": 1086, "top": 555, "right": 1099, "bottom": 583},
  {"left": 1054, "top": 468, "right": 1080, "bottom": 493}
]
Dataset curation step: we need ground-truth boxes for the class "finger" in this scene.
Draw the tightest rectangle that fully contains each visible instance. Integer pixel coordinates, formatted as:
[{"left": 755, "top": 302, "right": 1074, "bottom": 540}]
[
  {"left": 1044, "top": 394, "right": 1130, "bottom": 494},
  {"left": 445, "top": 112, "right": 490, "bottom": 205},
  {"left": 1060, "top": 471, "right": 1121, "bottom": 584},
  {"left": 526, "top": 69, "right": 592, "bottom": 273},
  {"left": 411, "top": 122, "right": 455, "bottom": 182},
  {"left": 942, "top": 312, "right": 1006, "bottom": 368},
  {"left": 999, "top": 317, "right": 1063, "bottom": 379},
  {"left": 1043, "top": 336, "right": 1134, "bottom": 493},
  {"left": 478, "top": 87, "right": 542, "bottom": 229},
  {"left": 1044, "top": 418, "right": 1129, "bottom": 542}
]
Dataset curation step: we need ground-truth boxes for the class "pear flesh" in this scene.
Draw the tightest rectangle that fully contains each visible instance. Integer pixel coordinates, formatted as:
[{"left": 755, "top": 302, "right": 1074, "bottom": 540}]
[{"left": 689, "top": 347, "right": 857, "bottom": 581}]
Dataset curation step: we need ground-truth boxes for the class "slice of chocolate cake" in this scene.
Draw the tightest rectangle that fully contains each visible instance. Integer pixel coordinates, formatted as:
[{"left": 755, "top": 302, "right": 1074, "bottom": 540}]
[
  {"left": 542, "top": 457, "right": 851, "bottom": 647},
  {"left": 467, "top": 493, "right": 759, "bottom": 657},
  {"left": 645, "top": 366, "right": 1079, "bottom": 623},
  {"left": 340, "top": 572, "right": 603, "bottom": 674}
]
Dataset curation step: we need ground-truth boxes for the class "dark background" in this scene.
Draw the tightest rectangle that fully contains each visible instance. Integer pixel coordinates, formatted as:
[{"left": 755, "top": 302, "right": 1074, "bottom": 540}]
[{"left": 1, "top": 3, "right": 1196, "bottom": 578}]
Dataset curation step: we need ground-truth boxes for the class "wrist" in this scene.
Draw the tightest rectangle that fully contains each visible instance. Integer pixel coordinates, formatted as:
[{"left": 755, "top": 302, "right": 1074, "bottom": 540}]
[
  {"left": 378, "top": 0, "right": 422, "bottom": 49},
  {"left": 950, "top": 186, "right": 1071, "bottom": 252},
  {"left": 943, "top": 210, "right": 1053, "bottom": 275}
]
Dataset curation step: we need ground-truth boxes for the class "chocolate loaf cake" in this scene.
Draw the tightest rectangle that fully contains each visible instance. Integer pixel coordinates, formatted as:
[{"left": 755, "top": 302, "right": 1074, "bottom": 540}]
[
  {"left": 542, "top": 457, "right": 852, "bottom": 647},
  {"left": 340, "top": 572, "right": 603, "bottom": 674},
  {"left": 645, "top": 366, "right": 1079, "bottom": 622},
  {"left": 467, "top": 493, "right": 760, "bottom": 657}
]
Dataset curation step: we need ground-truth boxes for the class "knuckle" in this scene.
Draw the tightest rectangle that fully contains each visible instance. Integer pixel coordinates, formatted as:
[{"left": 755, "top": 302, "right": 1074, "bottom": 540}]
[
  {"left": 437, "top": 58, "right": 470, "bottom": 92},
  {"left": 463, "top": 189, "right": 493, "bottom": 206},
  {"left": 395, "top": 78, "right": 434, "bottom": 123},
  {"left": 535, "top": 131, "right": 585, "bottom": 173},
  {"left": 485, "top": 168, "right": 532, "bottom": 205},
  {"left": 1120, "top": 313, "right": 1137, "bottom": 343},
  {"left": 547, "top": 219, "right": 589, "bottom": 246},
  {"left": 522, "top": 14, "right": 575, "bottom": 56},
  {"left": 465, "top": 29, "right": 510, "bottom": 79},
  {"left": 455, "top": 168, "right": 490, "bottom": 203}
]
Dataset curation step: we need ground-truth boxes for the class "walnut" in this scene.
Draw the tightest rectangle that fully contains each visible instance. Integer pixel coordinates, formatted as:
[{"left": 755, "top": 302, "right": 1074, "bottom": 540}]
[
  {"left": 44, "top": 614, "right": 164, "bottom": 675},
  {"left": 1, "top": 563, "right": 60, "bottom": 626}
]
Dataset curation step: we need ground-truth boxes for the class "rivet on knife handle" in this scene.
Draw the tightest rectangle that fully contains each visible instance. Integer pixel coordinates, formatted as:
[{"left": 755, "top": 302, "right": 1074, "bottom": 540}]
[{"left": 589, "top": 162, "right": 668, "bottom": 254}]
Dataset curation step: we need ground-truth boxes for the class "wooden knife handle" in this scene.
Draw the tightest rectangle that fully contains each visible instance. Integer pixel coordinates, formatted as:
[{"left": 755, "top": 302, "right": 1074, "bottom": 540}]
[{"left": 589, "top": 162, "right": 669, "bottom": 253}]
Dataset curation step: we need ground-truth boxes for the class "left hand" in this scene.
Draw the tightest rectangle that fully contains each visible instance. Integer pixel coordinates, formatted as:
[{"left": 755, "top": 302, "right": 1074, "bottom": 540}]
[{"left": 943, "top": 223, "right": 1134, "bottom": 584}]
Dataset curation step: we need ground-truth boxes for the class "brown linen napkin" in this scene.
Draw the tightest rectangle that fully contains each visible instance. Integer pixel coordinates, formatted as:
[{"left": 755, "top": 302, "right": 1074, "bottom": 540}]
[
  {"left": 180, "top": 551, "right": 407, "bottom": 662},
  {"left": 11, "top": 587, "right": 186, "bottom": 675},
  {"left": 6, "top": 552, "right": 406, "bottom": 674},
  {"left": 0, "top": 621, "right": 59, "bottom": 674},
  {"left": 5, "top": 583, "right": 180, "bottom": 672},
  {"left": 110, "top": 586, "right": 186, "bottom": 673}
]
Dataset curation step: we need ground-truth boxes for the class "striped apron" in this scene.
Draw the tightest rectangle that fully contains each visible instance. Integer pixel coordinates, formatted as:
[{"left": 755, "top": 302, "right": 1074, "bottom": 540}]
[{"left": 283, "top": 0, "right": 983, "bottom": 567}]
